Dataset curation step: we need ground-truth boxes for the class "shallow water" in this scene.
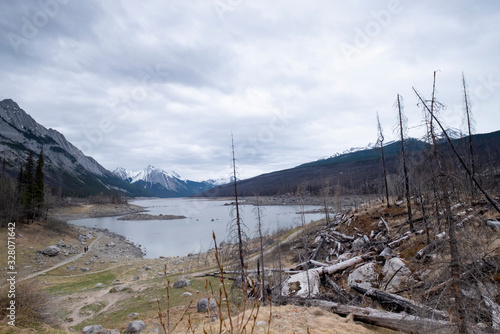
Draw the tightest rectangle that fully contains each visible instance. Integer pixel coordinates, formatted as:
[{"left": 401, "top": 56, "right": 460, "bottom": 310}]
[{"left": 70, "top": 198, "right": 324, "bottom": 258}]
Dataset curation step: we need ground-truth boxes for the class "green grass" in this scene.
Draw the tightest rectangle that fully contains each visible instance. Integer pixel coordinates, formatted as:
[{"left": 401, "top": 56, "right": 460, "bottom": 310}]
[
  {"left": 45, "top": 271, "right": 117, "bottom": 295},
  {"left": 71, "top": 276, "right": 221, "bottom": 332},
  {"left": 79, "top": 302, "right": 106, "bottom": 316}
]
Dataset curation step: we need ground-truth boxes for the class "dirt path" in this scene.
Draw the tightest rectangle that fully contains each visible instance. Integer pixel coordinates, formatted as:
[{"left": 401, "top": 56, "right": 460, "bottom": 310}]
[
  {"left": 61, "top": 286, "right": 127, "bottom": 329},
  {"left": 19, "top": 233, "right": 103, "bottom": 282}
]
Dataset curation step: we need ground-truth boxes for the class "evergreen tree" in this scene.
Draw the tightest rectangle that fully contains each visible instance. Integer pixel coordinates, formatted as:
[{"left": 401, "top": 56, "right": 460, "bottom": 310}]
[
  {"left": 22, "top": 150, "right": 35, "bottom": 216},
  {"left": 34, "top": 146, "right": 45, "bottom": 212}
]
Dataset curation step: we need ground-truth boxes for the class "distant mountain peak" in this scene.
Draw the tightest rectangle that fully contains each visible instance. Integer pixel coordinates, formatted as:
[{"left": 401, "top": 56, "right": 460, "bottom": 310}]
[{"left": 112, "top": 166, "right": 219, "bottom": 197}]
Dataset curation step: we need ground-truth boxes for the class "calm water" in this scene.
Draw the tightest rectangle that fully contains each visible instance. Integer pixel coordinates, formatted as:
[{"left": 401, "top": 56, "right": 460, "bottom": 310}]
[{"left": 70, "top": 198, "right": 324, "bottom": 258}]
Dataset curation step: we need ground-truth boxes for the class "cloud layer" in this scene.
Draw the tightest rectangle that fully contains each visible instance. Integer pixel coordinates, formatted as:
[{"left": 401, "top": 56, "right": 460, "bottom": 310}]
[{"left": 1, "top": 0, "right": 499, "bottom": 180}]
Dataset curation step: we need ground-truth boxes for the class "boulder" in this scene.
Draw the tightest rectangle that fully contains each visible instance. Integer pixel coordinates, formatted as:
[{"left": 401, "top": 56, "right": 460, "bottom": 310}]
[
  {"left": 173, "top": 278, "right": 190, "bottom": 288},
  {"left": 95, "top": 330, "right": 120, "bottom": 334},
  {"left": 125, "top": 320, "right": 145, "bottom": 333},
  {"left": 67, "top": 265, "right": 77, "bottom": 271},
  {"left": 282, "top": 270, "right": 320, "bottom": 298},
  {"left": 95, "top": 283, "right": 105, "bottom": 288},
  {"left": 81, "top": 267, "right": 90, "bottom": 272},
  {"left": 351, "top": 238, "right": 365, "bottom": 250},
  {"left": 197, "top": 298, "right": 217, "bottom": 313},
  {"left": 82, "top": 325, "right": 102, "bottom": 334},
  {"left": 109, "top": 285, "right": 131, "bottom": 293},
  {"left": 381, "top": 257, "right": 411, "bottom": 291},
  {"left": 42, "top": 245, "right": 61, "bottom": 257},
  {"left": 181, "top": 292, "right": 193, "bottom": 297},
  {"left": 347, "top": 262, "right": 379, "bottom": 289}
]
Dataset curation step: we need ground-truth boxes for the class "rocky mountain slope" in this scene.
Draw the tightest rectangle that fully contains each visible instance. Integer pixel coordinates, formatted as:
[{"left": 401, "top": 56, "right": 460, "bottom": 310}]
[
  {"left": 0, "top": 99, "right": 142, "bottom": 197},
  {"left": 203, "top": 131, "right": 500, "bottom": 197}
]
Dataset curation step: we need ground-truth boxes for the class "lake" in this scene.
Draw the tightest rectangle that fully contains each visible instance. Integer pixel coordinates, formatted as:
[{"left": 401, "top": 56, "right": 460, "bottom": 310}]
[{"left": 70, "top": 198, "right": 324, "bottom": 258}]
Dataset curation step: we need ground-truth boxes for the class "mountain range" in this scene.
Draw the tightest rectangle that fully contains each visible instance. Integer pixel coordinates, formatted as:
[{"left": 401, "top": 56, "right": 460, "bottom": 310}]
[
  {"left": 202, "top": 131, "right": 500, "bottom": 197},
  {"left": 112, "top": 165, "right": 225, "bottom": 198},
  {"left": 0, "top": 99, "right": 224, "bottom": 198},
  {"left": 1, "top": 98, "right": 499, "bottom": 199}
]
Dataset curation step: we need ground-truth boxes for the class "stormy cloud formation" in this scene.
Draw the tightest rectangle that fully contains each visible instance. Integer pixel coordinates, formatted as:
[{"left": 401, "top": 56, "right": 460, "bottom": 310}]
[{"left": 1, "top": 1, "right": 499, "bottom": 180}]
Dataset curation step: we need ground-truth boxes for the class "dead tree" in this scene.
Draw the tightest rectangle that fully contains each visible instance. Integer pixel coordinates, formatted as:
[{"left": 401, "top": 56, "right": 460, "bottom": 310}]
[
  {"left": 414, "top": 71, "right": 467, "bottom": 333},
  {"left": 231, "top": 134, "right": 246, "bottom": 285},
  {"left": 396, "top": 94, "right": 414, "bottom": 231},
  {"left": 462, "top": 72, "right": 476, "bottom": 200},
  {"left": 377, "top": 112, "right": 390, "bottom": 207},
  {"left": 254, "top": 194, "right": 265, "bottom": 299}
]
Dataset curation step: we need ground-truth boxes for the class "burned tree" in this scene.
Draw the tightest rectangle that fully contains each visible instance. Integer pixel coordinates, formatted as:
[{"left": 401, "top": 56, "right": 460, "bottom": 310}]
[
  {"left": 376, "top": 112, "right": 390, "bottom": 208},
  {"left": 396, "top": 95, "right": 414, "bottom": 231}
]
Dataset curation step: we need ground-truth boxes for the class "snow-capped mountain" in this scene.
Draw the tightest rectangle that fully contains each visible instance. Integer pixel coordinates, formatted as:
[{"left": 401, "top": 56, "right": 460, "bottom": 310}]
[{"left": 113, "top": 166, "right": 223, "bottom": 197}]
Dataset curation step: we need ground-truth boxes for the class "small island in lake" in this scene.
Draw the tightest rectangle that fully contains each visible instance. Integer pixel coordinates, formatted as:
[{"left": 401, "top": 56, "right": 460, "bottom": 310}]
[{"left": 117, "top": 213, "right": 187, "bottom": 221}]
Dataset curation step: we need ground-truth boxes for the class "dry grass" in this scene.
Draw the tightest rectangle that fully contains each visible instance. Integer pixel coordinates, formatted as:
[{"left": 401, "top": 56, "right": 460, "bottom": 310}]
[{"left": 0, "top": 280, "right": 56, "bottom": 329}]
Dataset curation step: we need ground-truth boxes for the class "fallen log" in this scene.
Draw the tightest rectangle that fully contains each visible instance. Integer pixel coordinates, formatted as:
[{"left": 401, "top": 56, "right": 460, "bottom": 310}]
[
  {"left": 379, "top": 217, "right": 390, "bottom": 233},
  {"left": 388, "top": 235, "right": 410, "bottom": 248},
  {"left": 288, "top": 298, "right": 456, "bottom": 334},
  {"left": 329, "top": 230, "right": 355, "bottom": 241},
  {"left": 324, "top": 276, "right": 353, "bottom": 303},
  {"left": 415, "top": 239, "right": 444, "bottom": 260},
  {"left": 350, "top": 284, "right": 449, "bottom": 320},
  {"left": 314, "top": 254, "right": 372, "bottom": 275},
  {"left": 486, "top": 220, "right": 500, "bottom": 230},
  {"left": 289, "top": 259, "right": 328, "bottom": 271},
  {"left": 477, "top": 281, "right": 500, "bottom": 330},
  {"left": 310, "top": 235, "right": 325, "bottom": 260}
]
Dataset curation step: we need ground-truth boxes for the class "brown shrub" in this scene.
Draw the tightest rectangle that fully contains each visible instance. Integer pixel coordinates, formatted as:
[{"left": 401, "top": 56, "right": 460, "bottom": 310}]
[{"left": 0, "top": 280, "right": 54, "bottom": 328}]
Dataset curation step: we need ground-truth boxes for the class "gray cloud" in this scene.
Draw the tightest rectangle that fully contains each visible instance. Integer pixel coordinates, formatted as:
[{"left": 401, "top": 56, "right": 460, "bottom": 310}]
[{"left": 1, "top": 0, "right": 499, "bottom": 181}]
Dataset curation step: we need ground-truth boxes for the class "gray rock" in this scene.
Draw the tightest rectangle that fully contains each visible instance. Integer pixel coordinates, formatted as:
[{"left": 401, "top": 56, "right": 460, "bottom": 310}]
[
  {"left": 95, "top": 330, "right": 120, "bottom": 334},
  {"left": 351, "top": 238, "right": 365, "bottom": 250},
  {"left": 82, "top": 324, "right": 102, "bottom": 334},
  {"left": 42, "top": 245, "right": 61, "bottom": 257},
  {"left": 132, "top": 276, "right": 139, "bottom": 281},
  {"left": 197, "top": 298, "right": 217, "bottom": 313},
  {"left": 144, "top": 266, "right": 152, "bottom": 271},
  {"left": 81, "top": 267, "right": 90, "bottom": 272},
  {"left": 379, "top": 247, "right": 392, "bottom": 257},
  {"left": 173, "top": 278, "right": 190, "bottom": 288},
  {"left": 181, "top": 292, "right": 193, "bottom": 297},
  {"left": 347, "top": 262, "right": 379, "bottom": 289},
  {"left": 95, "top": 283, "right": 105, "bottom": 288},
  {"left": 381, "top": 257, "right": 412, "bottom": 291},
  {"left": 67, "top": 265, "right": 77, "bottom": 271},
  {"left": 109, "top": 285, "right": 131, "bottom": 293},
  {"left": 282, "top": 270, "right": 320, "bottom": 298},
  {"left": 127, "top": 312, "right": 139, "bottom": 317},
  {"left": 125, "top": 320, "right": 145, "bottom": 333}
]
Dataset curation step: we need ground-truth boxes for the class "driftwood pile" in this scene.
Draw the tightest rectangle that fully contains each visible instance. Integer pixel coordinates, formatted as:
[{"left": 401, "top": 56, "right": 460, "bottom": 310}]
[
  {"left": 274, "top": 209, "right": 500, "bottom": 334},
  {"left": 201, "top": 203, "right": 500, "bottom": 333}
]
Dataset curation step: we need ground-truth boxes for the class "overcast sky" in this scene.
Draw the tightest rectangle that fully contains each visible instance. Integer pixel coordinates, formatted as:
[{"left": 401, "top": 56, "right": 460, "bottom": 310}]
[{"left": 1, "top": 1, "right": 499, "bottom": 181}]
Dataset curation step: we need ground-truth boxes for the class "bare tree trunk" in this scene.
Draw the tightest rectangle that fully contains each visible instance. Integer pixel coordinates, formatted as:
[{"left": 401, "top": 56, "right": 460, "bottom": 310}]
[
  {"left": 397, "top": 94, "right": 414, "bottom": 231},
  {"left": 414, "top": 73, "right": 467, "bottom": 333},
  {"left": 231, "top": 135, "right": 246, "bottom": 285},
  {"left": 462, "top": 72, "right": 476, "bottom": 201},
  {"left": 255, "top": 194, "right": 265, "bottom": 299},
  {"left": 377, "top": 112, "right": 390, "bottom": 207}
]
